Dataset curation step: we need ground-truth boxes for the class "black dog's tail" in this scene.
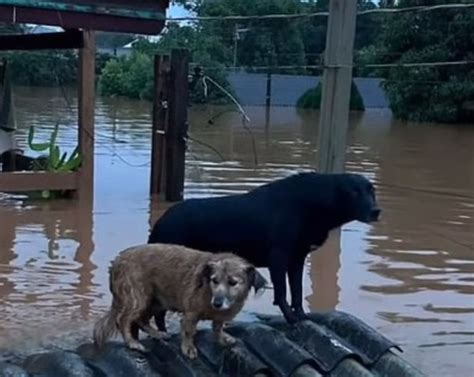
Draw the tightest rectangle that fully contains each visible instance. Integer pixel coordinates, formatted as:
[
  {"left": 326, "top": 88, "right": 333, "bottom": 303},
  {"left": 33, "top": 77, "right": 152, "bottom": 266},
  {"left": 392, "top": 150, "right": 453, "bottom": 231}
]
[{"left": 93, "top": 306, "right": 118, "bottom": 350}]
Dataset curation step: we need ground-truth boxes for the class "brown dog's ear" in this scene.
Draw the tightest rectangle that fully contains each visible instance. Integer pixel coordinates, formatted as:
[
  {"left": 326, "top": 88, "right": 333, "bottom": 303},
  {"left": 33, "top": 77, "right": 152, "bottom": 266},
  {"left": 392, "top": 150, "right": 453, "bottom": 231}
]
[
  {"left": 246, "top": 266, "right": 267, "bottom": 295},
  {"left": 197, "top": 261, "right": 214, "bottom": 288}
]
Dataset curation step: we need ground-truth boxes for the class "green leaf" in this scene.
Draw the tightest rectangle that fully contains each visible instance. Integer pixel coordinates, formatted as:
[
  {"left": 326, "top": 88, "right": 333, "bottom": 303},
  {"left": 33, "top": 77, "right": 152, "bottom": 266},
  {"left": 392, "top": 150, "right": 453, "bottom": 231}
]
[
  {"left": 48, "top": 145, "right": 61, "bottom": 170},
  {"left": 28, "top": 126, "right": 50, "bottom": 152},
  {"left": 58, "top": 151, "right": 68, "bottom": 168},
  {"left": 58, "top": 146, "right": 83, "bottom": 171}
]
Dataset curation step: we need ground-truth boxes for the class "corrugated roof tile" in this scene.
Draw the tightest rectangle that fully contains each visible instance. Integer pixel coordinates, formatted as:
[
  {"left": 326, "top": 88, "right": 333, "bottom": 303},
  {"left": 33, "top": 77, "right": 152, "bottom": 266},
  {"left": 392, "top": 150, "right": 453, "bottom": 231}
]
[{"left": 0, "top": 311, "right": 426, "bottom": 377}]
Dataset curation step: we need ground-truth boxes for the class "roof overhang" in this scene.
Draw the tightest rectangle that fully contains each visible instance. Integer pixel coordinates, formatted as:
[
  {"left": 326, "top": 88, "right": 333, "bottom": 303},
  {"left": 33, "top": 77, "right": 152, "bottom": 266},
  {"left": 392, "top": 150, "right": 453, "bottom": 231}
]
[{"left": 0, "top": 0, "right": 169, "bottom": 35}]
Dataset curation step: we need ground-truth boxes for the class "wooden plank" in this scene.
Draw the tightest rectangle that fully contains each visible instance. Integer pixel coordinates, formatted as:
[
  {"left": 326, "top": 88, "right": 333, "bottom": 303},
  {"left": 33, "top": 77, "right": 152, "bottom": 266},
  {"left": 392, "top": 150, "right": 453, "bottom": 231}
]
[
  {"left": 165, "top": 49, "right": 189, "bottom": 202},
  {"left": 0, "top": 30, "right": 84, "bottom": 51},
  {"left": 150, "top": 55, "right": 170, "bottom": 196},
  {"left": 317, "top": 0, "right": 357, "bottom": 173},
  {"left": 77, "top": 31, "right": 95, "bottom": 203},
  {"left": 0, "top": 171, "right": 78, "bottom": 192}
]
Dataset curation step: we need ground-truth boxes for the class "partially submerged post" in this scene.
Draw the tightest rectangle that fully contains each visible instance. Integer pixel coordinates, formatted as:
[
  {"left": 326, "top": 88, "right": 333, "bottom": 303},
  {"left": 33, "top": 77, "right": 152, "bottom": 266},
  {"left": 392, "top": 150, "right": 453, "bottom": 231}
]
[
  {"left": 317, "top": 0, "right": 357, "bottom": 173},
  {"left": 150, "top": 55, "right": 170, "bottom": 196},
  {"left": 0, "top": 60, "right": 16, "bottom": 167},
  {"left": 265, "top": 54, "right": 272, "bottom": 130},
  {"left": 150, "top": 49, "right": 189, "bottom": 202},
  {"left": 166, "top": 49, "right": 189, "bottom": 202},
  {"left": 77, "top": 31, "right": 96, "bottom": 203}
]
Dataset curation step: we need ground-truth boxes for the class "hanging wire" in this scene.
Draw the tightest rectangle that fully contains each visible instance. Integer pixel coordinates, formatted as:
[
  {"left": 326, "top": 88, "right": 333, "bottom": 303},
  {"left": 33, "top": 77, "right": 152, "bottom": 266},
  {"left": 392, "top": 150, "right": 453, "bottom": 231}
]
[{"left": 201, "top": 75, "right": 259, "bottom": 165}]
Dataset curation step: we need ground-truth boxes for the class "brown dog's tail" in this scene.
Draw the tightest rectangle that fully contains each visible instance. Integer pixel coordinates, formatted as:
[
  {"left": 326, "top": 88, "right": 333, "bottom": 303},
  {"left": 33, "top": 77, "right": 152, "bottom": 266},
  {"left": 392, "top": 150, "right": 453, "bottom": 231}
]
[{"left": 93, "top": 307, "right": 118, "bottom": 350}]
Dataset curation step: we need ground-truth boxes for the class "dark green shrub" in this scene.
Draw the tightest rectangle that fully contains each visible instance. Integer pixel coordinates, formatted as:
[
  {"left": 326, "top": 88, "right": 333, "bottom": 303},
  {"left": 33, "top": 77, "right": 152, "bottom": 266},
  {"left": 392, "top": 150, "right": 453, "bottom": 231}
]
[{"left": 297, "top": 81, "right": 365, "bottom": 111}]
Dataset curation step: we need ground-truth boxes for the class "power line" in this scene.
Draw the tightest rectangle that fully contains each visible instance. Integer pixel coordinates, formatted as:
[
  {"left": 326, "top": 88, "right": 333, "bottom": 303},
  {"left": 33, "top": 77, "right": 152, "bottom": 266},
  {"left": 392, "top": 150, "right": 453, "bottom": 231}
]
[
  {"left": 166, "top": 3, "right": 474, "bottom": 22},
  {"left": 190, "top": 60, "right": 474, "bottom": 72}
]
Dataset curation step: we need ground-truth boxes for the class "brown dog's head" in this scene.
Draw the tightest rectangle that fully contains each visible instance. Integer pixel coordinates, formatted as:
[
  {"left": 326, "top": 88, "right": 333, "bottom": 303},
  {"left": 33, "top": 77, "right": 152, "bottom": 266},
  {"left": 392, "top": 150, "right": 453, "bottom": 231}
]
[{"left": 200, "top": 256, "right": 267, "bottom": 311}]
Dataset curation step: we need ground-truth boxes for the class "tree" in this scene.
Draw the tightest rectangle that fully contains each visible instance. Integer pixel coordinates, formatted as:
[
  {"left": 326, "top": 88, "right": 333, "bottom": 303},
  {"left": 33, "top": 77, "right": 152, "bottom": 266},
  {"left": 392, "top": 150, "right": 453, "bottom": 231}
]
[
  {"left": 372, "top": 0, "right": 474, "bottom": 123},
  {"left": 99, "top": 23, "right": 235, "bottom": 103},
  {"left": 0, "top": 22, "right": 23, "bottom": 35}
]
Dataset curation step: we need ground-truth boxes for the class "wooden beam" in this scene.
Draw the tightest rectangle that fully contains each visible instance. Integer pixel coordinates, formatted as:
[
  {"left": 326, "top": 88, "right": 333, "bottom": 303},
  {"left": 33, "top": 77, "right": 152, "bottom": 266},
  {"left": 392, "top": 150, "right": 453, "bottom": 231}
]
[
  {"left": 165, "top": 49, "right": 189, "bottom": 202},
  {"left": 77, "top": 31, "right": 95, "bottom": 203},
  {"left": 0, "top": 5, "right": 166, "bottom": 35},
  {"left": 317, "top": 0, "right": 357, "bottom": 173},
  {"left": 150, "top": 55, "right": 170, "bottom": 196},
  {"left": 0, "top": 172, "right": 78, "bottom": 192},
  {"left": 0, "top": 30, "right": 84, "bottom": 51},
  {"left": 0, "top": 0, "right": 167, "bottom": 20}
]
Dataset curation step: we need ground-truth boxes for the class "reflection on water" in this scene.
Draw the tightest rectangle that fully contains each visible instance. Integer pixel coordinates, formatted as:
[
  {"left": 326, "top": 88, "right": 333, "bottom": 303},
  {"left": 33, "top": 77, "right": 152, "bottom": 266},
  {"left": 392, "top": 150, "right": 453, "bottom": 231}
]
[{"left": 0, "top": 86, "right": 473, "bottom": 375}]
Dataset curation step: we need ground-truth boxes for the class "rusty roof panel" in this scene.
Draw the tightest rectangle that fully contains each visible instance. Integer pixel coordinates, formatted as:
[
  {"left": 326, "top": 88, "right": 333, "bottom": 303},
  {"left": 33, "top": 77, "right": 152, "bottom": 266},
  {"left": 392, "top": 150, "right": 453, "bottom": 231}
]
[
  {"left": 0, "top": 311, "right": 426, "bottom": 377},
  {"left": 0, "top": 0, "right": 169, "bottom": 34}
]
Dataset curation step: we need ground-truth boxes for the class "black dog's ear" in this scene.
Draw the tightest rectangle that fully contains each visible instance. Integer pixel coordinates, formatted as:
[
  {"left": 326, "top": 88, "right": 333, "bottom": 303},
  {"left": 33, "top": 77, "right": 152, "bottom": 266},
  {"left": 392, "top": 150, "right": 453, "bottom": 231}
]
[{"left": 246, "top": 266, "right": 267, "bottom": 295}]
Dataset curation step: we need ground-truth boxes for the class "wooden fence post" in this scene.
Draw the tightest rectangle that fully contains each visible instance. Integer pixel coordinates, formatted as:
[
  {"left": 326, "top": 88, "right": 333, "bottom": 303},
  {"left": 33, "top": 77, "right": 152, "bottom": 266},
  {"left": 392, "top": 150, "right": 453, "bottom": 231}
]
[
  {"left": 77, "top": 30, "right": 95, "bottom": 203},
  {"left": 0, "top": 59, "right": 16, "bottom": 170},
  {"left": 165, "top": 49, "right": 189, "bottom": 202},
  {"left": 150, "top": 54, "right": 170, "bottom": 196},
  {"left": 265, "top": 65, "right": 272, "bottom": 129},
  {"left": 317, "top": 0, "right": 357, "bottom": 173}
]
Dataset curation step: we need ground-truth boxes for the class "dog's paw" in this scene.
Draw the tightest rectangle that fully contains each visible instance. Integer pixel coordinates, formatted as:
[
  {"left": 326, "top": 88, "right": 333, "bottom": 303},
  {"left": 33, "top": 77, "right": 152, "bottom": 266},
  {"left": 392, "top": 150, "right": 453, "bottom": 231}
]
[
  {"left": 293, "top": 307, "right": 309, "bottom": 322},
  {"left": 181, "top": 342, "right": 198, "bottom": 359},
  {"left": 218, "top": 332, "right": 236, "bottom": 346},
  {"left": 283, "top": 310, "right": 299, "bottom": 325}
]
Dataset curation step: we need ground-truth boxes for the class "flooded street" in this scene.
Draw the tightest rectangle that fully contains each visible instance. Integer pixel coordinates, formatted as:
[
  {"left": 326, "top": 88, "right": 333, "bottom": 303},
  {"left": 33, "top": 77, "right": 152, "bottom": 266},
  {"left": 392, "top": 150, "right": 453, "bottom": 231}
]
[{"left": 1, "top": 86, "right": 473, "bottom": 376}]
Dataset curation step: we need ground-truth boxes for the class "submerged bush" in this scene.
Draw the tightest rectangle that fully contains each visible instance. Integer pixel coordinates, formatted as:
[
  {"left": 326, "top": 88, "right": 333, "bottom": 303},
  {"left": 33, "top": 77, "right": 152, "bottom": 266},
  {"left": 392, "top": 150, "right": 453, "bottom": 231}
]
[{"left": 297, "top": 81, "right": 365, "bottom": 111}]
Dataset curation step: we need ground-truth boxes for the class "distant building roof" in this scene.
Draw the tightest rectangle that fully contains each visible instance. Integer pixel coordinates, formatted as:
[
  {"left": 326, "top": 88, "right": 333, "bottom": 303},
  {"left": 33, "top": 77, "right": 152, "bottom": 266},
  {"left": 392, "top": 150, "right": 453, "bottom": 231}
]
[{"left": 0, "top": 1, "right": 170, "bottom": 35}]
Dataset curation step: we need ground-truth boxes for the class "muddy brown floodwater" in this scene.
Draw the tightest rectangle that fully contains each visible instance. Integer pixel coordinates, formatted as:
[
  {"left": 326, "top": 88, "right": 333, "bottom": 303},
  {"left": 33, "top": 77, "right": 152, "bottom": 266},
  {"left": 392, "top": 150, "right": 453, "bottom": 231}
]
[{"left": 0, "top": 86, "right": 473, "bottom": 376}]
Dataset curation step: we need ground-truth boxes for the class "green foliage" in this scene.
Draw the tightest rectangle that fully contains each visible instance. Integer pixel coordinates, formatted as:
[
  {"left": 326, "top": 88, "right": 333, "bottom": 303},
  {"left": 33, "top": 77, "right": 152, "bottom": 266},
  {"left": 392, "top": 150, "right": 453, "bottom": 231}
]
[
  {"left": 2, "top": 50, "right": 111, "bottom": 87},
  {"left": 297, "top": 81, "right": 365, "bottom": 111},
  {"left": 99, "top": 25, "right": 235, "bottom": 103},
  {"left": 27, "top": 124, "right": 83, "bottom": 199},
  {"left": 28, "top": 124, "right": 83, "bottom": 172},
  {"left": 5, "top": 50, "right": 78, "bottom": 86},
  {"left": 367, "top": 0, "right": 474, "bottom": 123},
  {"left": 173, "top": 0, "right": 379, "bottom": 71},
  {"left": 100, "top": 52, "right": 154, "bottom": 100},
  {"left": 0, "top": 23, "right": 23, "bottom": 34}
]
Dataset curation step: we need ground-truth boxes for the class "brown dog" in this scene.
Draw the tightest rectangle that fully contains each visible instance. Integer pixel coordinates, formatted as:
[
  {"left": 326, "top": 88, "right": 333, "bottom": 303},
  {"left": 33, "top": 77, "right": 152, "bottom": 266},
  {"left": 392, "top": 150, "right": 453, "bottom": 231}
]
[{"left": 93, "top": 243, "right": 267, "bottom": 358}]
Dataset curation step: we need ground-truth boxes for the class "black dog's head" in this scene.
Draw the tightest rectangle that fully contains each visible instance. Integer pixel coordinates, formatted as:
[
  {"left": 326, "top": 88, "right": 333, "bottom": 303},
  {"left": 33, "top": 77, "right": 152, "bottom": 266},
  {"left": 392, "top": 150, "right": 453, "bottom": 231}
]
[{"left": 340, "top": 173, "right": 381, "bottom": 223}]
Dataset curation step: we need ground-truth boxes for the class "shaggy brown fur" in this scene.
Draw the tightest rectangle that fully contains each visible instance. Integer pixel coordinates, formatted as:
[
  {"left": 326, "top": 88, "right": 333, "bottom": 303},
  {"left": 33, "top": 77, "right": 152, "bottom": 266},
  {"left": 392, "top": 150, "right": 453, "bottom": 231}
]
[{"left": 93, "top": 243, "right": 266, "bottom": 358}]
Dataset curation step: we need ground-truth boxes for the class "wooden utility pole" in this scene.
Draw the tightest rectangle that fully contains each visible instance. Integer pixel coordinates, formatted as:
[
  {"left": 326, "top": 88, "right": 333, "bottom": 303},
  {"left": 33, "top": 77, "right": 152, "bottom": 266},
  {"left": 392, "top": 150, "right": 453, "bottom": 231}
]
[
  {"left": 150, "top": 55, "right": 170, "bottom": 196},
  {"left": 77, "top": 30, "right": 95, "bottom": 203},
  {"left": 317, "top": 0, "right": 357, "bottom": 173},
  {"left": 165, "top": 49, "right": 189, "bottom": 202}
]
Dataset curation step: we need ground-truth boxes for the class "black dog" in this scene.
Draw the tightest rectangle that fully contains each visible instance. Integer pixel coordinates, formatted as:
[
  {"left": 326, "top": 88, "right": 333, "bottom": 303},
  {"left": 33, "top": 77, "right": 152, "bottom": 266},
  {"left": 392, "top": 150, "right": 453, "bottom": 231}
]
[{"left": 148, "top": 172, "right": 381, "bottom": 324}]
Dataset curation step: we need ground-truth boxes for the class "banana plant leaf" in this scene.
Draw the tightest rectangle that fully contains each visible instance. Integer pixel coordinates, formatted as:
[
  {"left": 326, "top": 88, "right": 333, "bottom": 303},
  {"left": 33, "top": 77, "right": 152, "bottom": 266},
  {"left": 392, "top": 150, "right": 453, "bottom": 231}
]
[{"left": 28, "top": 126, "right": 50, "bottom": 152}]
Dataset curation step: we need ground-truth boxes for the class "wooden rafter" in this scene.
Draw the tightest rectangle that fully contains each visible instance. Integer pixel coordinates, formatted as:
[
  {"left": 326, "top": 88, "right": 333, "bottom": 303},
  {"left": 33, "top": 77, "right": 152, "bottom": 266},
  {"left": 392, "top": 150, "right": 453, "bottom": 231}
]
[{"left": 0, "top": 30, "right": 84, "bottom": 51}]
